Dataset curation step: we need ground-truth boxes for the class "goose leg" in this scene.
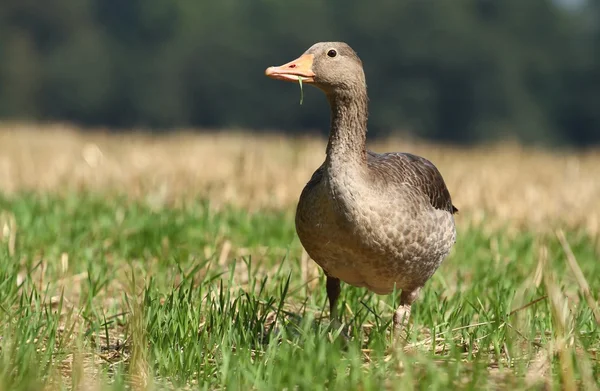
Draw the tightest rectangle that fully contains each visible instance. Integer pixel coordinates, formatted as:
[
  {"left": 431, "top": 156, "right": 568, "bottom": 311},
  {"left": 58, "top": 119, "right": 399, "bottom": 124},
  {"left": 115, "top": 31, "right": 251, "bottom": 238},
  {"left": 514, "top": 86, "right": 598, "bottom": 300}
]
[
  {"left": 326, "top": 276, "right": 341, "bottom": 322},
  {"left": 326, "top": 276, "right": 344, "bottom": 333},
  {"left": 393, "top": 288, "right": 421, "bottom": 340}
]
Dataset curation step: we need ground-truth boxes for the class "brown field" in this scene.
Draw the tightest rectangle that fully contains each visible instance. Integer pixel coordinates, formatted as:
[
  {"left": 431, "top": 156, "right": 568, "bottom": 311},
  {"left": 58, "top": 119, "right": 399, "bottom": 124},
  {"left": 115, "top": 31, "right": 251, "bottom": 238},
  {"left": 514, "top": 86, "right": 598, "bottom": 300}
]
[
  {"left": 1, "top": 123, "right": 599, "bottom": 234},
  {"left": 0, "top": 123, "right": 599, "bottom": 389}
]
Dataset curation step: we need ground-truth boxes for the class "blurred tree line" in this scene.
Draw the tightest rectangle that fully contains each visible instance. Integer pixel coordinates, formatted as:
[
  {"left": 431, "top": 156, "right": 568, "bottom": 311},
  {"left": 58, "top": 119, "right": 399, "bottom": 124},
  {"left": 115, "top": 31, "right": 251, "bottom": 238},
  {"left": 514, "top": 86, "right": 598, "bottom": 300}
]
[{"left": 0, "top": 0, "right": 598, "bottom": 145}]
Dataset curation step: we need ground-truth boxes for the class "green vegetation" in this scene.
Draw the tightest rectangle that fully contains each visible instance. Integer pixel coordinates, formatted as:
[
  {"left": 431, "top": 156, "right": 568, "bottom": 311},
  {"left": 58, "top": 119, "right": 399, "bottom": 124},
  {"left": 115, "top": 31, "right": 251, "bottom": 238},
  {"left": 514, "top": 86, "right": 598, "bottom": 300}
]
[
  {"left": 0, "top": 193, "right": 598, "bottom": 390},
  {"left": 0, "top": 0, "right": 599, "bottom": 145}
]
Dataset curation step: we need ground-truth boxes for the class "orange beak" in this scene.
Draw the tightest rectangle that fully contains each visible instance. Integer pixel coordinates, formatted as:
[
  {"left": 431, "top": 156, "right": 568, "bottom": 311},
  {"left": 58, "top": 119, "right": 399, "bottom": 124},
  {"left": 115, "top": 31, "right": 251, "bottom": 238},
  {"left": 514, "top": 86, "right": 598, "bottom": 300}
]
[{"left": 265, "top": 54, "right": 316, "bottom": 83}]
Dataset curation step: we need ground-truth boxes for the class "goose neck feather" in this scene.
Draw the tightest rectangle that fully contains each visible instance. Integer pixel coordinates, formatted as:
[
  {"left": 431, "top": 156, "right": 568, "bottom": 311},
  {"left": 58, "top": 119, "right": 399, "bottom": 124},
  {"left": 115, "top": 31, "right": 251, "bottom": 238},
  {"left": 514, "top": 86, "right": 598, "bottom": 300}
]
[{"left": 325, "top": 87, "right": 369, "bottom": 171}]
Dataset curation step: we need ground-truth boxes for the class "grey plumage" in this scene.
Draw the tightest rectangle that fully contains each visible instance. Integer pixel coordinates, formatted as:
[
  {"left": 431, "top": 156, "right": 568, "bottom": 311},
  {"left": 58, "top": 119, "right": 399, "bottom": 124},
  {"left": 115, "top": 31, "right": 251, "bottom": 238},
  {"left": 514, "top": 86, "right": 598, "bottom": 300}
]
[
  {"left": 266, "top": 42, "right": 457, "bottom": 339},
  {"left": 296, "top": 150, "right": 457, "bottom": 296}
]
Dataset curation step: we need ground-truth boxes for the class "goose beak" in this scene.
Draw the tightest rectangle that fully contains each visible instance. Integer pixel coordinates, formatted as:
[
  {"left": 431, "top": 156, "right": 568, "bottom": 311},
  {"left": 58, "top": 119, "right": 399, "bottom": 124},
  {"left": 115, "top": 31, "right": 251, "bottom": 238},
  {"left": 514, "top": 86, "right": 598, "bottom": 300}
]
[{"left": 265, "top": 54, "right": 315, "bottom": 83}]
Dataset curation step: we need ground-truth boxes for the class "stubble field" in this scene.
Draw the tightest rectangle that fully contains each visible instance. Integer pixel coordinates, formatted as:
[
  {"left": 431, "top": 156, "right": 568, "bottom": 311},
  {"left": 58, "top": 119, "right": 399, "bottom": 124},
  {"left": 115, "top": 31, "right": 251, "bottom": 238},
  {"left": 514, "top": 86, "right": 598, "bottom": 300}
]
[{"left": 0, "top": 124, "right": 598, "bottom": 390}]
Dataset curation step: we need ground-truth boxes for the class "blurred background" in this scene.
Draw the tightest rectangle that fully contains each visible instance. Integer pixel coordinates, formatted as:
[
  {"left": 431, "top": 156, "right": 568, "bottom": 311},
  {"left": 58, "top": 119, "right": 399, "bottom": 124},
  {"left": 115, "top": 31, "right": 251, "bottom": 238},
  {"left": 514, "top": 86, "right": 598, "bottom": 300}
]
[
  {"left": 0, "top": 0, "right": 598, "bottom": 146},
  {"left": 2, "top": 3, "right": 600, "bottom": 389}
]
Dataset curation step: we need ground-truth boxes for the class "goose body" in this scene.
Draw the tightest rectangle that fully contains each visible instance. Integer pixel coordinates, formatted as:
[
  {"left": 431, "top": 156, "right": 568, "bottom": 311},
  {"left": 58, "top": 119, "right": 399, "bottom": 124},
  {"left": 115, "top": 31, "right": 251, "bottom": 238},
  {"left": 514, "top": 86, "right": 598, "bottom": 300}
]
[
  {"left": 296, "top": 151, "right": 456, "bottom": 296},
  {"left": 266, "top": 42, "right": 457, "bottom": 336}
]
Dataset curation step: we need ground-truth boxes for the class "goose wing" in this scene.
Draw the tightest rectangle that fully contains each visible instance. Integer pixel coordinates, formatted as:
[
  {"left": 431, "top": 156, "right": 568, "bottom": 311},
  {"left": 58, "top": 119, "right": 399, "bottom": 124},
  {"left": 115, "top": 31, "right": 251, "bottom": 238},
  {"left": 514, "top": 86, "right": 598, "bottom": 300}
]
[{"left": 367, "top": 151, "right": 458, "bottom": 214}]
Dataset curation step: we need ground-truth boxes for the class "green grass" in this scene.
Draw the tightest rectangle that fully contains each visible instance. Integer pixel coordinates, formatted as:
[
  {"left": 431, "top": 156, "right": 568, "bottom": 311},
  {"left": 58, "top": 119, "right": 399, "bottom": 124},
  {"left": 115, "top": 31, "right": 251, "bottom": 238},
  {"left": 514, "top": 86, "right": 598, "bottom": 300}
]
[{"left": 0, "top": 193, "right": 598, "bottom": 390}]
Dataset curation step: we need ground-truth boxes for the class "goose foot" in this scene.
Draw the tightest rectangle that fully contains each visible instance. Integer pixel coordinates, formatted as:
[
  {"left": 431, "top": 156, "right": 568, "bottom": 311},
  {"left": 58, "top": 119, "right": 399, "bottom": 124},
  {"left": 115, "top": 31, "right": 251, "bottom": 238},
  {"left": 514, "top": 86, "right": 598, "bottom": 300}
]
[
  {"left": 328, "top": 318, "right": 350, "bottom": 342},
  {"left": 325, "top": 275, "right": 349, "bottom": 342},
  {"left": 393, "top": 304, "right": 412, "bottom": 343},
  {"left": 392, "top": 288, "right": 421, "bottom": 344}
]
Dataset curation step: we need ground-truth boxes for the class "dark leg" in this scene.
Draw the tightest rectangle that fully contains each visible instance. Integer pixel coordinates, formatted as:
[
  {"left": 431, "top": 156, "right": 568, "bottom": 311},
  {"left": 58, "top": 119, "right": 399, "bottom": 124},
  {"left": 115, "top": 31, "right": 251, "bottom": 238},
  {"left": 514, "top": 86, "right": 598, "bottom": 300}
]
[
  {"left": 393, "top": 287, "right": 421, "bottom": 341},
  {"left": 326, "top": 276, "right": 341, "bottom": 321}
]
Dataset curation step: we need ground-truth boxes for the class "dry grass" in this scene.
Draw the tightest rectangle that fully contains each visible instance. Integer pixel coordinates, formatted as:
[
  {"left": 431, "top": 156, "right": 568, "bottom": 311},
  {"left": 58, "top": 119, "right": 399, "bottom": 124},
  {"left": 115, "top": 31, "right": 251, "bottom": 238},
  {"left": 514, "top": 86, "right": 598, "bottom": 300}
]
[
  {"left": 0, "top": 123, "right": 599, "bottom": 389},
  {"left": 1, "top": 123, "right": 599, "bottom": 234}
]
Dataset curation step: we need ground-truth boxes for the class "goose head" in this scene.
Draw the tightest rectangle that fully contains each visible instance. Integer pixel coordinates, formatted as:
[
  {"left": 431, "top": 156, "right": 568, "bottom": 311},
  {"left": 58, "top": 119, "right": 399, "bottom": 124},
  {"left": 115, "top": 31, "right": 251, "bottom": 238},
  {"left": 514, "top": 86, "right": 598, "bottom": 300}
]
[{"left": 265, "top": 42, "right": 366, "bottom": 95}]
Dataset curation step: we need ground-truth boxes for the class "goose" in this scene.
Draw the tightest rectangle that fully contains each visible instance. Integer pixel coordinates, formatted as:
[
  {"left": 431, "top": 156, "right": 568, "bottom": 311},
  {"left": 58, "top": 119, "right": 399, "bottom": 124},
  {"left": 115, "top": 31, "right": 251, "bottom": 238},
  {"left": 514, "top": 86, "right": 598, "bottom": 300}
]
[{"left": 265, "top": 42, "right": 458, "bottom": 339}]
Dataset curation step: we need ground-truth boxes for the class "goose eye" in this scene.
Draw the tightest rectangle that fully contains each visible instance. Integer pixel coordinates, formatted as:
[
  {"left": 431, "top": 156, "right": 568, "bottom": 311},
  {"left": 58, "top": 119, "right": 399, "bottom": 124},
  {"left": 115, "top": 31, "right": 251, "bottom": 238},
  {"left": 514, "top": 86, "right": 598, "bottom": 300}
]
[{"left": 327, "top": 49, "right": 337, "bottom": 58}]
